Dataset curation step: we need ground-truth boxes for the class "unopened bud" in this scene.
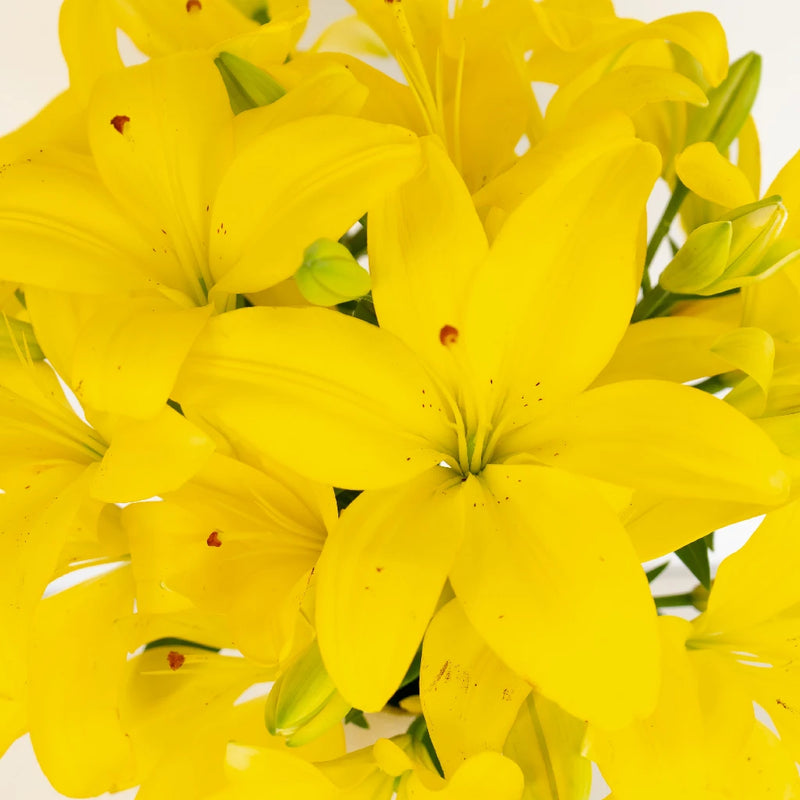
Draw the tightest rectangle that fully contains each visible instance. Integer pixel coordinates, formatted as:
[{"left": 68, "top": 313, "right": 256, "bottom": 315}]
[
  {"left": 214, "top": 51, "right": 285, "bottom": 114},
  {"left": 264, "top": 640, "right": 351, "bottom": 747},
  {"left": 660, "top": 196, "right": 796, "bottom": 295},
  {"left": 295, "top": 238, "right": 371, "bottom": 307},
  {"left": 687, "top": 52, "right": 762, "bottom": 152}
]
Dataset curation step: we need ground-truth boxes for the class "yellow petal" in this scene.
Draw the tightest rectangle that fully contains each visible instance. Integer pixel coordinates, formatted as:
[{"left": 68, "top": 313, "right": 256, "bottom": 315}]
[
  {"left": 403, "top": 751, "right": 524, "bottom": 800},
  {"left": 594, "top": 316, "right": 735, "bottom": 386},
  {"left": 696, "top": 502, "right": 800, "bottom": 636},
  {"left": 58, "top": 0, "right": 123, "bottom": 104},
  {"left": 369, "top": 137, "right": 488, "bottom": 381},
  {"left": 175, "top": 307, "right": 455, "bottom": 489},
  {"left": 231, "top": 63, "right": 369, "bottom": 152},
  {"left": 0, "top": 152, "right": 159, "bottom": 294},
  {"left": 676, "top": 142, "right": 757, "bottom": 209},
  {"left": 316, "top": 468, "right": 465, "bottom": 711},
  {"left": 60, "top": 296, "right": 212, "bottom": 419},
  {"left": 450, "top": 465, "right": 659, "bottom": 729},
  {"left": 420, "top": 599, "right": 530, "bottom": 776},
  {"left": 588, "top": 616, "right": 709, "bottom": 800},
  {"left": 28, "top": 566, "right": 137, "bottom": 796},
  {"left": 465, "top": 138, "right": 660, "bottom": 414},
  {"left": 0, "top": 465, "right": 88, "bottom": 754},
  {"left": 0, "top": 89, "right": 88, "bottom": 163},
  {"left": 547, "top": 66, "right": 707, "bottom": 131},
  {"left": 504, "top": 692, "right": 591, "bottom": 800},
  {"left": 113, "top": 0, "right": 256, "bottom": 57},
  {"left": 121, "top": 645, "right": 265, "bottom": 781},
  {"left": 219, "top": 743, "right": 338, "bottom": 799},
  {"left": 124, "top": 451, "right": 328, "bottom": 663},
  {"left": 88, "top": 53, "right": 235, "bottom": 304},
  {"left": 210, "top": 116, "right": 421, "bottom": 294},
  {"left": 505, "top": 380, "right": 788, "bottom": 505},
  {"left": 90, "top": 406, "right": 215, "bottom": 503},
  {"left": 624, "top": 492, "right": 767, "bottom": 562}
]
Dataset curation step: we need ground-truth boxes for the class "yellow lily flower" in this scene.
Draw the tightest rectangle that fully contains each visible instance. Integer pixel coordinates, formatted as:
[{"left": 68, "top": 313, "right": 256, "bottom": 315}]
[
  {"left": 123, "top": 448, "right": 335, "bottom": 666},
  {"left": 0, "top": 0, "right": 308, "bottom": 163},
  {"left": 421, "top": 598, "right": 591, "bottom": 795},
  {"left": 176, "top": 134, "right": 787, "bottom": 729},
  {"left": 0, "top": 51, "right": 421, "bottom": 419},
  {"left": 589, "top": 614, "right": 800, "bottom": 800},
  {"left": 212, "top": 736, "right": 523, "bottom": 800}
]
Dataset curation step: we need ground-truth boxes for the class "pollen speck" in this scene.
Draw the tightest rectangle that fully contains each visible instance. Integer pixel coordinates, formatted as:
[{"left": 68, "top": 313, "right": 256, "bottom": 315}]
[
  {"left": 186, "top": 0, "right": 202, "bottom": 11},
  {"left": 439, "top": 325, "right": 459, "bottom": 346},
  {"left": 167, "top": 651, "right": 185, "bottom": 670},
  {"left": 206, "top": 531, "right": 222, "bottom": 547},
  {"left": 110, "top": 115, "right": 130, "bottom": 134}
]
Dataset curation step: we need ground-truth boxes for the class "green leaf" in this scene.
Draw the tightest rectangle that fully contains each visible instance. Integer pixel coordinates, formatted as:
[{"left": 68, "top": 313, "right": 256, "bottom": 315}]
[
  {"left": 645, "top": 561, "right": 669, "bottom": 583},
  {"left": 344, "top": 708, "right": 369, "bottom": 729},
  {"left": 675, "top": 537, "right": 711, "bottom": 590}
]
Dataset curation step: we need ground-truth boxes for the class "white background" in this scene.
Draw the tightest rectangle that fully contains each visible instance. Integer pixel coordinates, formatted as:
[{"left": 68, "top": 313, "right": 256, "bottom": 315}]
[{"left": 0, "top": 0, "right": 796, "bottom": 796}]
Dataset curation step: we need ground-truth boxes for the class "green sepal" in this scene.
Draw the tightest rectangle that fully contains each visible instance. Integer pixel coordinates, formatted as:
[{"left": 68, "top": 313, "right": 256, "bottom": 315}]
[{"left": 214, "top": 51, "right": 285, "bottom": 115}]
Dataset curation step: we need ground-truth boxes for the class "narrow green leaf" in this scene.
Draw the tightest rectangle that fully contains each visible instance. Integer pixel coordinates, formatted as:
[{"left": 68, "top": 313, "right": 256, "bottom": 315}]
[
  {"left": 675, "top": 537, "right": 711, "bottom": 590},
  {"left": 344, "top": 708, "right": 369, "bottom": 729},
  {"left": 645, "top": 561, "right": 669, "bottom": 583}
]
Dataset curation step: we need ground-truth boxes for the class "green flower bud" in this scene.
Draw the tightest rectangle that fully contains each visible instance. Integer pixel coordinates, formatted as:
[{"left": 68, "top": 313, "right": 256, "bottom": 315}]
[
  {"left": 687, "top": 52, "right": 762, "bottom": 152},
  {"left": 264, "top": 640, "right": 351, "bottom": 747},
  {"left": 295, "top": 238, "right": 372, "bottom": 307},
  {"left": 660, "top": 196, "right": 796, "bottom": 296},
  {"left": 214, "top": 51, "right": 285, "bottom": 115}
]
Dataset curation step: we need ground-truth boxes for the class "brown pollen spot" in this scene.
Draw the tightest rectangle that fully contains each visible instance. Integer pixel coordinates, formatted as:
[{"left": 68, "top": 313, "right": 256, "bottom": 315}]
[
  {"left": 167, "top": 651, "right": 185, "bottom": 671},
  {"left": 439, "top": 325, "right": 459, "bottom": 346},
  {"left": 186, "top": 0, "right": 202, "bottom": 11},
  {"left": 206, "top": 531, "right": 222, "bottom": 547},
  {"left": 110, "top": 115, "right": 130, "bottom": 134}
]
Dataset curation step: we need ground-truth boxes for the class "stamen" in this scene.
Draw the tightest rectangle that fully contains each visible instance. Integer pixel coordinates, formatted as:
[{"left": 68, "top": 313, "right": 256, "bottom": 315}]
[
  {"left": 186, "top": 0, "right": 202, "bottom": 11},
  {"left": 110, "top": 115, "right": 130, "bottom": 134},
  {"left": 167, "top": 651, "right": 186, "bottom": 671},
  {"left": 206, "top": 531, "right": 222, "bottom": 547},
  {"left": 439, "top": 325, "right": 459, "bottom": 346}
]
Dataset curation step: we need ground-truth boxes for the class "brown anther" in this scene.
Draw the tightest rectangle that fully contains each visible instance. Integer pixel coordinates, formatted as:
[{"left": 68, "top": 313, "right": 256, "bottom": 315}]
[
  {"left": 110, "top": 115, "right": 130, "bottom": 134},
  {"left": 439, "top": 325, "right": 459, "bottom": 346},
  {"left": 186, "top": 0, "right": 202, "bottom": 10},
  {"left": 167, "top": 651, "right": 185, "bottom": 671},
  {"left": 206, "top": 531, "right": 222, "bottom": 547}
]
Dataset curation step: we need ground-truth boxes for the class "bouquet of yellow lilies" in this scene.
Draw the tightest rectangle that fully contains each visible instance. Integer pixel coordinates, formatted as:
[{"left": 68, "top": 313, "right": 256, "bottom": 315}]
[{"left": 3, "top": 0, "right": 800, "bottom": 797}]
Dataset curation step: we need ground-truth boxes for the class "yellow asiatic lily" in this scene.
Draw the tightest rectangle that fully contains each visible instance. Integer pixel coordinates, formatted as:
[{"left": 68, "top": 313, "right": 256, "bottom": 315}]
[
  {"left": 0, "top": 0, "right": 308, "bottom": 162},
  {"left": 123, "top": 447, "right": 336, "bottom": 666},
  {"left": 0, "top": 51, "right": 421, "bottom": 420},
  {"left": 212, "top": 736, "right": 523, "bottom": 800},
  {"left": 589, "top": 613, "right": 800, "bottom": 800},
  {"left": 175, "top": 134, "right": 788, "bottom": 729}
]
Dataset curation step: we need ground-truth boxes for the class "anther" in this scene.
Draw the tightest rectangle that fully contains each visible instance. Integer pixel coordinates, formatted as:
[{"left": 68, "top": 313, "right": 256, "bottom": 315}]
[
  {"left": 167, "top": 651, "right": 185, "bottom": 671},
  {"left": 110, "top": 115, "right": 130, "bottom": 134},
  {"left": 439, "top": 325, "right": 459, "bottom": 346}
]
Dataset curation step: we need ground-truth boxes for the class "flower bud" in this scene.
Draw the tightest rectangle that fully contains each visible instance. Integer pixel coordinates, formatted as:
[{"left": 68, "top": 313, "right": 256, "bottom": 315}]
[
  {"left": 264, "top": 640, "right": 351, "bottom": 747},
  {"left": 660, "top": 196, "right": 796, "bottom": 295},
  {"left": 687, "top": 52, "right": 762, "bottom": 151},
  {"left": 295, "top": 238, "right": 372, "bottom": 307},
  {"left": 214, "top": 51, "right": 285, "bottom": 114}
]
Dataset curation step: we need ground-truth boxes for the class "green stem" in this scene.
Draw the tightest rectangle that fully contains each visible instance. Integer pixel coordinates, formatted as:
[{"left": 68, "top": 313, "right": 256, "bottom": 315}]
[
  {"left": 631, "top": 285, "right": 675, "bottom": 323},
  {"left": 655, "top": 593, "right": 695, "bottom": 609},
  {"left": 645, "top": 182, "right": 689, "bottom": 270}
]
